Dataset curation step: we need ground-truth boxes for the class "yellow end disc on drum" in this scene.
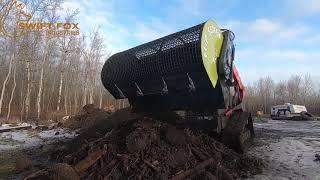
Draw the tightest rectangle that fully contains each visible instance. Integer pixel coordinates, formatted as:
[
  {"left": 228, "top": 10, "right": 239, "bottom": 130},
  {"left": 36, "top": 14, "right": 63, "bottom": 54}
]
[{"left": 201, "top": 20, "right": 224, "bottom": 88}]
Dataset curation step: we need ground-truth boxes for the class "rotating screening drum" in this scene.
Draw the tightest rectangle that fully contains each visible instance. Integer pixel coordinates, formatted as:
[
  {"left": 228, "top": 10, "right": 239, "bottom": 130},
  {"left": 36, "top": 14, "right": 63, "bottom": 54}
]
[{"left": 101, "top": 20, "right": 227, "bottom": 112}]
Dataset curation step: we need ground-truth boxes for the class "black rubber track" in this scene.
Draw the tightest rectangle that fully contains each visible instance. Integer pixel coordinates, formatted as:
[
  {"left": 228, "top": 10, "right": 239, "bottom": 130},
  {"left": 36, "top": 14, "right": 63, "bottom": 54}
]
[{"left": 221, "top": 111, "right": 254, "bottom": 153}]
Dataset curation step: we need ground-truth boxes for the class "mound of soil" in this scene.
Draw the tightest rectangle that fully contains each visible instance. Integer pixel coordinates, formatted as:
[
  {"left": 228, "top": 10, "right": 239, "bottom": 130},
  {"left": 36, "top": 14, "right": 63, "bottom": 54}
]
[
  {"left": 63, "top": 104, "right": 111, "bottom": 130},
  {"left": 24, "top": 109, "right": 263, "bottom": 180}
]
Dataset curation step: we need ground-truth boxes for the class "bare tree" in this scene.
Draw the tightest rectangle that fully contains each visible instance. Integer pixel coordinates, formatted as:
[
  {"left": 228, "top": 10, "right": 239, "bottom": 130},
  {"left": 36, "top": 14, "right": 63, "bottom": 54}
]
[
  {"left": 36, "top": 42, "right": 48, "bottom": 121},
  {"left": 287, "top": 75, "right": 302, "bottom": 104},
  {"left": 6, "top": 56, "right": 16, "bottom": 121},
  {"left": 301, "top": 74, "right": 313, "bottom": 105},
  {"left": 274, "top": 81, "right": 287, "bottom": 104},
  {"left": 0, "top": 52, "right": 13, "bottom": 115}
]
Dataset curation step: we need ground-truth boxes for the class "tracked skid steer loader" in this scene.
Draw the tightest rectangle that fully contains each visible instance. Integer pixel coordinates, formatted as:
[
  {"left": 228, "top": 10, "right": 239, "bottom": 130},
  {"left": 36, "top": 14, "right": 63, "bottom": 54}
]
[{"left": 101, "top": 20, "right": 254, "bottom": 153}]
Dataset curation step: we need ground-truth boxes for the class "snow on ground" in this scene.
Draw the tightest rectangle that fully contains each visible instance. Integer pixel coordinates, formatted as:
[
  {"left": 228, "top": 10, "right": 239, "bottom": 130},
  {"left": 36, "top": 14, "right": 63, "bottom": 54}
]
[
  {"left": 0, "top": 123, "right": 32, "bottom": 130},
  {"left": 38, "top": 128, "right": 77, "bottom": 139},
  {"left": 0, "top": 127, "right": 78, "bottom": 151}
]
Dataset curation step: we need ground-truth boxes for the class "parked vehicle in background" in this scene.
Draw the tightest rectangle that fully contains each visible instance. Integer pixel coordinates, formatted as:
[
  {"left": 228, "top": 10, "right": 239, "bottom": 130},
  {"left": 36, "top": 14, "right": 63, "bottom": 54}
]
[{"left": 271, "top": 103, "right": 316, "bottom": 121}]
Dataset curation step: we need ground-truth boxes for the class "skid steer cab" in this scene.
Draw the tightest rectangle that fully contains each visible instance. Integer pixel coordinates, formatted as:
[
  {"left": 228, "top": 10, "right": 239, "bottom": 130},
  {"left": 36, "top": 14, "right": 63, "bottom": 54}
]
[{"left": 101, "top": 19, "right": 254, "bottom": 153}]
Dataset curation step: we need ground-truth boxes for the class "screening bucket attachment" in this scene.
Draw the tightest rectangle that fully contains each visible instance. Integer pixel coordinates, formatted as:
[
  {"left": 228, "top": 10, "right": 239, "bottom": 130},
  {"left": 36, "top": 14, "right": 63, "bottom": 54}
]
[{"left": 101, "top": 20, "right": 235, "bottom": 112}]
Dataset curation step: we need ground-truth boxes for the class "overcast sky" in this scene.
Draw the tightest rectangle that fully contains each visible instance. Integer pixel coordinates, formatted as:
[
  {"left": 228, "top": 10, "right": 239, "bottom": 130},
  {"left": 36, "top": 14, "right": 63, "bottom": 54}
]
[{"left": 61, "top": 0, "right": 320, "bottom": 84}]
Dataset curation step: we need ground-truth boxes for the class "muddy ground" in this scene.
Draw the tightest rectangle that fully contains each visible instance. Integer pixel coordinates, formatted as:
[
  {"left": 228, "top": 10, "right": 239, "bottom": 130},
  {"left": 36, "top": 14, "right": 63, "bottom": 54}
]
[
  {"left": 0, "top": 128, "right": 77, "bottom": 179},
  {"left": 248, "top": 119, "right": 320, "bottom": 180},
  {"left": 1, "top": 109, "right": 320, "bottom": 179}
]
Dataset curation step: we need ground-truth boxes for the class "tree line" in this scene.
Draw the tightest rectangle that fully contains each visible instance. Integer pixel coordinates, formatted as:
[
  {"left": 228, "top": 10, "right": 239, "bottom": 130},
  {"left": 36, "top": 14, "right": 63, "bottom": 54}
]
[
  {"left": 0, "top": 0, "right": 126, "bottom": 123},
  {"left": 1, "top": 0, "right": 319, "bottom": 124},
  {"left": 244, "top": 74, "right": 320, "bottom": 115}
]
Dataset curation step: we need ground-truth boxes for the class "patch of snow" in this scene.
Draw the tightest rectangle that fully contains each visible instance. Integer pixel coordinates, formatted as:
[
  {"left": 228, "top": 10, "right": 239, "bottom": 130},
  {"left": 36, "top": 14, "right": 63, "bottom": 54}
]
[
  {"left": 19, "top": 122, "right": 32, "bottom": 126},
  {"left": 0, "top": 128, "right": 78, "bottom": 151},
  {"left": 1, "top": 124, "right": 11, "bottom": 128},
  {"left": 0, "top": 123, "right": 33, "bottom": 130},
  {"left": 62, "top": 116, "right": 70, "bottom": 122},
  {"left": 38, "top": 128, "right": 77, "bottom": 139},
  {"left": 0, "top": 130, "right": 42, "bottom": 150}
]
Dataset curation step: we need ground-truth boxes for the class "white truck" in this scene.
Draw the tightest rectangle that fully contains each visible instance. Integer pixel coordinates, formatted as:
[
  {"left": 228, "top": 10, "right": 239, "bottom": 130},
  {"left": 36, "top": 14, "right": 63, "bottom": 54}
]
[{"left": 271, "top": 103, "right": 314, "bottom": 120}]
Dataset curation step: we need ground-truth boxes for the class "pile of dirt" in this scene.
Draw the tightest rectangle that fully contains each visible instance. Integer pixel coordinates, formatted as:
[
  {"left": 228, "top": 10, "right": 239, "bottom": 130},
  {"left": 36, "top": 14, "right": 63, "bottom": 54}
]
[
  {"left": 62, "top": 104, "right": 111, "bottom": 130},
  {"left": 23, "top": 109, "right": 263, "bottom": 180}
]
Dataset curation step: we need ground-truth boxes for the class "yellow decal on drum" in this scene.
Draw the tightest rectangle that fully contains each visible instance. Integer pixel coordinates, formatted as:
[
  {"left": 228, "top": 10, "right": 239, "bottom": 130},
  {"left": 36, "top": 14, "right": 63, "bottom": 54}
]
[{"left": 201, "top": 20, "right": 224, "bottom": 88}]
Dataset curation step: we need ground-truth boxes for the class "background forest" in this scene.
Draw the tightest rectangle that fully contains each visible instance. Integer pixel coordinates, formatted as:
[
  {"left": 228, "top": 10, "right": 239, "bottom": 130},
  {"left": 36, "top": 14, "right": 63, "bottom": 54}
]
[{"left": 0, "top": 0, "right": 319, "bottom": 124}]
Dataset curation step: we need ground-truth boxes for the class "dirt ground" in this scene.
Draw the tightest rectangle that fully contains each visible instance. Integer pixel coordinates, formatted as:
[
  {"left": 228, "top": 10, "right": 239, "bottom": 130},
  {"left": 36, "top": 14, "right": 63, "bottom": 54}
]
[
  {"left": 2, "top": 107, "right": 320, "bottom": 179},
  {"left": 247, "top": 119, "right": 320, "bottom": 180},
  {"left": 21, "top": 109, "right": 263, "bottom": 180}
]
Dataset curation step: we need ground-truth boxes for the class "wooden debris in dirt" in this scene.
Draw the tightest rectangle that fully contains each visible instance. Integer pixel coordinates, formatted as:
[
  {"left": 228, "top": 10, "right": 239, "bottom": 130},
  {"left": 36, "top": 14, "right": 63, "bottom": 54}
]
[
  {"left": 172, "top": 158, "right": 215, "bottom": 180},
  {"left": 24, "top": 164, "right": 80, "bottom": 180},
  {"left": 24, "top": 169, "right": 50, "bottom": 180},
  {"left": 16, "top": 157, "right": 33, "bottom": 173},
  {"left": 74, "top": 148, "right": 104, "bottom": 173},
  {"left": 22, "top": 109, "right": 263, "bottom": 180}
]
